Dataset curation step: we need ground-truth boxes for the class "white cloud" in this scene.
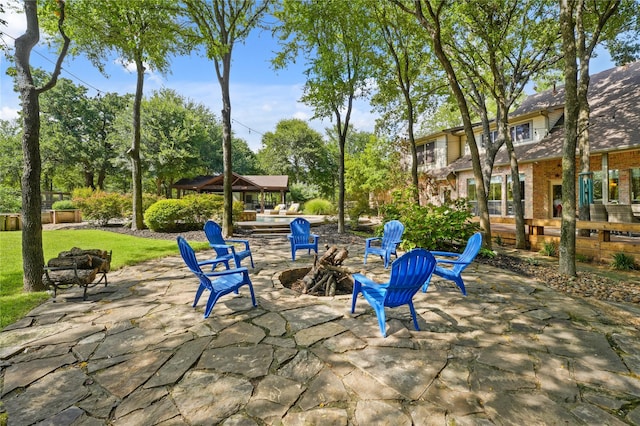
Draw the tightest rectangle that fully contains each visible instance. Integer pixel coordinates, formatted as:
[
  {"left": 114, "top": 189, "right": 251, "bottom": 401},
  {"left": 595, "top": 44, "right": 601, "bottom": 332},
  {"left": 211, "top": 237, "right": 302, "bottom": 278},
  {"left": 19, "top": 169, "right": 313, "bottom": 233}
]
[
  {"left": 1, "top": 6, "right": 27, "bottom": 38},
  {"left": 0, "top": 105, "right": 19, "bottom": 121}
]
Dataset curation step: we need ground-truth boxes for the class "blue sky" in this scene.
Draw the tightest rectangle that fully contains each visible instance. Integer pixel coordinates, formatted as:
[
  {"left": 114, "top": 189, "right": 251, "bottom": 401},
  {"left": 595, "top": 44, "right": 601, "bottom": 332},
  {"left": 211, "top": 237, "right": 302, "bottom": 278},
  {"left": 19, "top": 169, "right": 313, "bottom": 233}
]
[
  {"left": 1, "top": 7, "right": 615, "bottom": 153},
  {"left": 0, "top": 8, "right": 375, "bottom": 152}
]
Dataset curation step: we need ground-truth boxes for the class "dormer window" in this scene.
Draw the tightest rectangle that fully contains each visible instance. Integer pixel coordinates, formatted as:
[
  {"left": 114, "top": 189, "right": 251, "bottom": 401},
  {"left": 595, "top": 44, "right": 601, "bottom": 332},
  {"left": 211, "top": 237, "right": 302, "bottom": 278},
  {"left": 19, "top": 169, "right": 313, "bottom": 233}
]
[
  {"left": 478, "top": 122, "right": 532, "bottom": 146},
  {"left": 511, "top": 122, "right": 532, "bottom": 143},
  {"left": 416, "top": 142, "right": 435, "bottom": 165}
]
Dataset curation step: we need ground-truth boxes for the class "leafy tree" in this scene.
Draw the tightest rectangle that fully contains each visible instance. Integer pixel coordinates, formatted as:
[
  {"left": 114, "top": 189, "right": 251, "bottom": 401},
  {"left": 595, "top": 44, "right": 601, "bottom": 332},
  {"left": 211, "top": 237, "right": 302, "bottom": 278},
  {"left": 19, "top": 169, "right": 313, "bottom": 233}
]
[
  {"left": 393, "top": 0, "right": 492, "bottom": 247},
  {"left": 13, "top": 0, "right": 70, "bottom": 292},
  {"left": 605, "top": 0, "right": 640, "bottom": 65},
  {"left": 274, "top": 0, "right": 374, "bottom": 233},
  {"left": 257, "top": 118, "right": 334, "bottom": 197},
  {"left": 369, "top": 2, "right": 445, "bottom": 202},
  {"left": 54, "top": 0, "right": 193, "bottom": 230},
  {"left": 449, "top": 0, "right": 561, "bottom": 249},
  {"left": 558, "top": 0, "right": 620, "bottom": 276},
  {"left": 572, "top": 1, "right": 628, "bottom": 237},
  {"left": 91, "top": 92, "right": 133, "bottom": 189},
  {"left": 0, "top": 119, "right": 22, "bottom": 189},
  {"left": 183, "top": 0, "right": 271, "bottom": 237},
  {"left": 345, "top": 133, "right": 406, "bottom": 213},
  {"left": 230, "top": 137, "right": 261, "bottom": 175},
  {"left": 141, "top": 89, "right": 216, "bottom": 197}
]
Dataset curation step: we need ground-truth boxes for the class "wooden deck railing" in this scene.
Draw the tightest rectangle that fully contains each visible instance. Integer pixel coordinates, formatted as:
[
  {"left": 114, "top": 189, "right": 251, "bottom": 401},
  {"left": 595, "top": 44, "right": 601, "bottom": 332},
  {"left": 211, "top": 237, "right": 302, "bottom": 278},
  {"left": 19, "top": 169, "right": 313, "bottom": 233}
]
[{"left": 476, "top": 216, "right": 640, "bottom": 263}]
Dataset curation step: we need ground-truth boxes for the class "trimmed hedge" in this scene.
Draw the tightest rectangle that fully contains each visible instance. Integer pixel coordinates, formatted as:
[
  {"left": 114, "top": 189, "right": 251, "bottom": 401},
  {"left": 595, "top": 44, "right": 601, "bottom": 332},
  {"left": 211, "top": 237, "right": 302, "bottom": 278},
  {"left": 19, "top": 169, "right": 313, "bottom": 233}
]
[{"left": 144, "top": 194, "right": 244, "bottom": 232}]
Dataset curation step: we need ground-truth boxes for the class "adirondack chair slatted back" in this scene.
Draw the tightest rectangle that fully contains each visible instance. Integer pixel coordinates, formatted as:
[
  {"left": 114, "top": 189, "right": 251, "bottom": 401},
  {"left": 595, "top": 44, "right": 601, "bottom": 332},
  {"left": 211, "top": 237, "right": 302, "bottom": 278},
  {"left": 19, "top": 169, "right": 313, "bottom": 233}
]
[
  {"left": 288, "top": 217, "right": 319, "bottom": 260},
  {"left": 363, "top": 220, "right": 405, "bottom": 268},
  {"left": 204, "top": 220, "right": 229, "bottom": 257},
  {"left": 178, "top": 236, "right": 257, "bottom": 318},
  {"left": 450, "top": 232, "right": 482, "bottom": 275},
  {"left": 203, "top": 220, "right": 254, "bottom": 268},
  {"left": 352, "top": 248, "right": 437, "bottom": 337},
  {"left": 178, "top": 236, "right": 212, "bottom": 291},
  {"left": 385, "top": 249, "right": 436, "bottom": 308},
  {"left": 381, "top": 220, "right": 404, "bottom": 252},
  {"left": 424, "top": 232, "right": 482, "bottom": 296},
  {"left": 290, "top": 217, "right": 312, "bottom": 244}
]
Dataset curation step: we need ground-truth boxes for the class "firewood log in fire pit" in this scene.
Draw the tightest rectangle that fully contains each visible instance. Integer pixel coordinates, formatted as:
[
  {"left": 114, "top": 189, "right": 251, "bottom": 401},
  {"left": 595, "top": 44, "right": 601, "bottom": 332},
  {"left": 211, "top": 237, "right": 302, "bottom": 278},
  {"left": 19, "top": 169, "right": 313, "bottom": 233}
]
[{"left": 296, "top": 245, "right": 357, "bottom": 296}]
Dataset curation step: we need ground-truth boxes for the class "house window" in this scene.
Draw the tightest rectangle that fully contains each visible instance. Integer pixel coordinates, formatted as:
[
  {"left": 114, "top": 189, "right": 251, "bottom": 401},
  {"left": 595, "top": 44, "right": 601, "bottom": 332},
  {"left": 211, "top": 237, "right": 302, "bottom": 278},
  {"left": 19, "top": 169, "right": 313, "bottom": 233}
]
[
  {"left": 424, "top": 142, "right": 435, "bottom": 163},
  {"left": 488, "top": 175, "right": 502, "bottom": 215},
  {"left": 480, "top": 130, "right": 498, "bottom": 147},
  {"left": 417, "top": 142, "right": 435, "bottom": 165},
  {"left": 416, "top": 144, "right": 425, "bottom": 165},
  {"left": 593, "top": 170, "right": 619, "bottom": 203},
  {"left": 467, "top": 178, "right": 478, "bottom": 215},
  {"left": 510, "top": 122, "right": 532, "bottom": 143},
  {"left": 507, "top": 174, "right": 525, "bottom": 216},
  {"left": 632, "top": 168, "right": 640, "bottom": 204}
]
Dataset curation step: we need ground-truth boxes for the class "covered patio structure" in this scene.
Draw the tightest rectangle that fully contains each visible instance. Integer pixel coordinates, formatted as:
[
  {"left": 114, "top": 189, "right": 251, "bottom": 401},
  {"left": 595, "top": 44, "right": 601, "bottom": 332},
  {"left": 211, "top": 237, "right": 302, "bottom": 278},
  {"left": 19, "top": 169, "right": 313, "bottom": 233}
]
[{"left": 172, "top": 173, "right": 289, "bottom": 212}]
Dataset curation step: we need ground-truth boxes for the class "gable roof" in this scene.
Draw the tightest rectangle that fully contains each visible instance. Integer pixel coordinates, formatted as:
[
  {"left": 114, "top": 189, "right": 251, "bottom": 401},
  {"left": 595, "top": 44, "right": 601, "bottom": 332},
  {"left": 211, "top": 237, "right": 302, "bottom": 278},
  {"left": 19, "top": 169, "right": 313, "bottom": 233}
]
[
  {"left": 444, "top": 61, "right": 640, "bottom": 173},
  {"left": 173, "top": 174, "right": 289, "bottom": 192}
]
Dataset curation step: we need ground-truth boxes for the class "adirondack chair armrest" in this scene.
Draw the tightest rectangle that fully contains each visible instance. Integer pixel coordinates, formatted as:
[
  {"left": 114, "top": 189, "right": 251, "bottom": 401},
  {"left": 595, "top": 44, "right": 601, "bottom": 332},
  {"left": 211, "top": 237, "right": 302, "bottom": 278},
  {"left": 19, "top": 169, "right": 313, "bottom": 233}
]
[
  {"left": 226, "top": 238, "right": 250, "bottom": 250},
  {"left": 352, "top": 273, "right": 388, "bottom": 288},
  {"left": 429, "top": 250, "right": 460, "bottom": 258},
  {"left": 210, "top": 243, "right": 233, "bottom": 251},
  {"left": 311, "top": 233, "right": 319, "bottom": 241},
  {"left": 198, "top": 259, "right": 223, "bottom": 267},
  {"left": 365, "top": 236, "right": 382, "bottom": 243},
  {"left": 205, "top": 267, "right": 249, "bottom": 278},
  {"left": 434, "top": 258, "right": 468, "bottom": 265}
]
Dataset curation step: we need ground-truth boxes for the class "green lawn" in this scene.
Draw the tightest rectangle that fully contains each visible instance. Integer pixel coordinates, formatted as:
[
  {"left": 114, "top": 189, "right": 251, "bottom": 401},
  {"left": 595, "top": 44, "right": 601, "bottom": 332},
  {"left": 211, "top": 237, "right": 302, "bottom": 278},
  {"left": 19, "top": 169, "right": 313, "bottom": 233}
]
[{"left": 0, "top": 230, "right": 210, "bottom": 329}]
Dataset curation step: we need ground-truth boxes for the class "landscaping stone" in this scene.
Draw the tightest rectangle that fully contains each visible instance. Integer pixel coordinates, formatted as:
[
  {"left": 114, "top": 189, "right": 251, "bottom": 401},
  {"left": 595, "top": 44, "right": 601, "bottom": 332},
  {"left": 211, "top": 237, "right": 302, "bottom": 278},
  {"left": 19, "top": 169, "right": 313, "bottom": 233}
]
[{"left": 2, "top": 233, "right": 640, "bottom": 424}]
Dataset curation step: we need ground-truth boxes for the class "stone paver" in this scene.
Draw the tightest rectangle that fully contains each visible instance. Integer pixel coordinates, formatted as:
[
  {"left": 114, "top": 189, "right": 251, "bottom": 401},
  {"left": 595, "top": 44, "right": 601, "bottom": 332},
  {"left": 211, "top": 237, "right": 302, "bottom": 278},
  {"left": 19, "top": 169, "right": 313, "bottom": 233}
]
[{"left": 2, "top": 237, "right": 640, "bottom": 425}]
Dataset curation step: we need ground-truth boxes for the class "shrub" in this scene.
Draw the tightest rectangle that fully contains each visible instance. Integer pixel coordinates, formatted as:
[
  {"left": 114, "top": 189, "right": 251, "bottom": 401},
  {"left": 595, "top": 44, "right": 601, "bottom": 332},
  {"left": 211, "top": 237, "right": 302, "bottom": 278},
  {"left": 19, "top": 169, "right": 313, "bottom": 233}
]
[
  {"left": 610, "top": 252, "right": 636, "bottom": 270},
  {"left": 347, "top": 198, "right": 372, "bottom": 224},
  {"left": 576, "top": 253, "right": 593, "bottom": 263},
  {"left": 72, "top": 188, "right": 128, "bottom": 225},
  {"left": 144, "top": 193, "right": 232, "bottom": 232},
  {"left": 304, "top": 198, "right": 334, "bottom": 215},
  {"left": 479, "top": 248, "right": 496, "bottom": 259},
  {"left": 0, "top": 186, "right": 22, "bottom": 213},
  {"left": 539, "top": 241, "right": 558, "bottom": 257},
  {"left": 51, "top": 200, "right": 76, "bottom": 210},
  {"left": 144, "top": 199, "right": 189, "bottom": 232},
  {"left": 379, "top": 189, "right": 479, "bottom": 251},
  {"left": 289, "top": 183, "right": 320, "bottom": 203}
]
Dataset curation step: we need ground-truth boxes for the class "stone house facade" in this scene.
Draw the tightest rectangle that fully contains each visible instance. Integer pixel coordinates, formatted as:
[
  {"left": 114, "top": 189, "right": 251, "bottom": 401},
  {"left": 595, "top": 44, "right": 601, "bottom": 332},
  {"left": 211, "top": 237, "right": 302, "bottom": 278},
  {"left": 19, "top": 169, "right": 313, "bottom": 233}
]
[{"left": 416, "top": 61, "right": 640, "bottom": 220}]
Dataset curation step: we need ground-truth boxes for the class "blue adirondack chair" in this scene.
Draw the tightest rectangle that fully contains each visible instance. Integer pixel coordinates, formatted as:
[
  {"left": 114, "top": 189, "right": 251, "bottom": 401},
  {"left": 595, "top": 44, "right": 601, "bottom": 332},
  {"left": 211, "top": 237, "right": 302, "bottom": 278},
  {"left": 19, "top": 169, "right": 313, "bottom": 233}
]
[
  {"left": 352, "top": 248, "right": 437, "bottom": 338},
  {"left": 288, "top": 217, "right": 319, "bottom": 261},
  {"left": 177, "top": 236, "right": 257, "bottom": 318},
  {"left": 204, "top": 220, "right": 254, "bottom": 269},
  {"left": 422, "top": 232, "right": 482, "bottom": 296},
  {"left": 363, "top": 220, "right": 405, "bottom": 268}
]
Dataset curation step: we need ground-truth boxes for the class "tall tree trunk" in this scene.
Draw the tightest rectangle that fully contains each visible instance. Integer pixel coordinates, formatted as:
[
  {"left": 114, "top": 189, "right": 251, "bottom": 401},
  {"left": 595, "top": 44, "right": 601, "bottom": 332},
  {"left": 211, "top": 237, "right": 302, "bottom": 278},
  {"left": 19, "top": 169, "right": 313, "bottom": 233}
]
[
  {"left": 420, "top": 2, "right": 491, "bottom": 248},
  {"left": 16, "top": 15, "right": 45, "bottom": 292},
  {"left": 405, "top": 100, "right": 420, "bottom": 203},
  {"left": 559, "top": 0, "right": 579, "bottom": 276},
  {"left": 130, "top": 58, "right": 145, "bottom": 230},
  {"left": 220, "top": 53, "right": 234, "bottom": 237},
  {"left": 16, "top": 0, "right": 70, "bottom": 292},
  {"left": 83, "top": 170, "right": 95, "bottom": 189}
]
